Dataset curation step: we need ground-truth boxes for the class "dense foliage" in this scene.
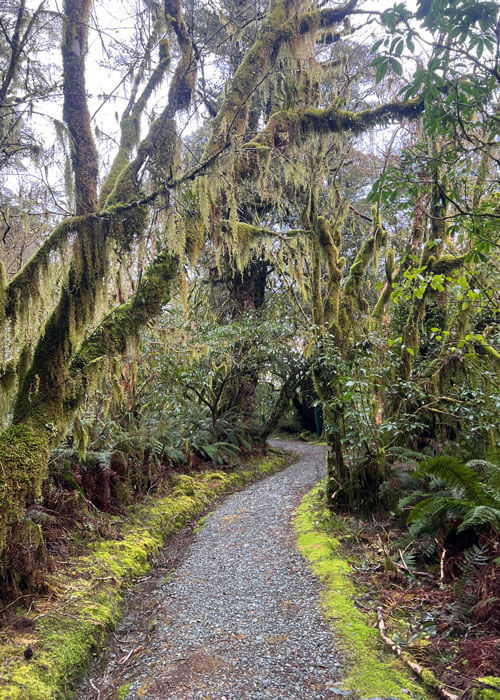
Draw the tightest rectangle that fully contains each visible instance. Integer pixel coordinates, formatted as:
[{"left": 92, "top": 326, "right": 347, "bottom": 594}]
[{"left": 0, "top": 1, "right": 498, "bottom": 662}]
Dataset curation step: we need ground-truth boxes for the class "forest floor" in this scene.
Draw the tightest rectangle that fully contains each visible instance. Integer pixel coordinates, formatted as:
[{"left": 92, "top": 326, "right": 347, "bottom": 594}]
[
  {"left": 75, "top": 439, "right": 426, "bottom": 700},
  {"left": 4, "top": 439, "right": 497, "bottom": 698}
]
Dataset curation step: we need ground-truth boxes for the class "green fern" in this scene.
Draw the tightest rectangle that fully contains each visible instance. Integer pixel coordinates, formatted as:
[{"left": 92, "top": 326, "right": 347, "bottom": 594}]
[
  {"left": 453, "top": 544, "right": 489, "bottom": 620},
  {"left": 458, "top": 505, "right": 500, "bottom": 533},
  {"left": 414, "top": 456, "right": 487, "bottom": 504},
  {"left": 402, "top": 455, "right": 500, "bottom": 542}
]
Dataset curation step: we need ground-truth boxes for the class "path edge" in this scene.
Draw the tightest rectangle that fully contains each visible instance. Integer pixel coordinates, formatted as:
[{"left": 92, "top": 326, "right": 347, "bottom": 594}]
[
  {"left": 294, "top": 481, "right": 431, "bottom": 700},
  {"left": 0, "top": 450, "right": 288, "bottom": 700}
]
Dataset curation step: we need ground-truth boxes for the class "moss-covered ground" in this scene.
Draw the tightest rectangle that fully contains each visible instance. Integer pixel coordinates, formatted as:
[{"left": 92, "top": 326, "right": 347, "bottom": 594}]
[
  {"left": 294, "top": 481, "right": 430, "bottom": 699},
  {"left": 0, "top": 450, "right": 285, "bottom": 700}
]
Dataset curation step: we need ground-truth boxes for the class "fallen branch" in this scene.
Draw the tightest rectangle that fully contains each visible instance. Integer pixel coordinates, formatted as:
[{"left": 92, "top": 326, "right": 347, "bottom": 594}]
[
  {"left": 117, "top": 644, "right": 144, "bottom": 665},
  {"left": 89, "top": 678, "right": 101, "bottom": 699},
  {"left": 396, "top": 550, "right": 436, "bottom": 581},
  {"left": 376, "top": 606, "right": 460, "bottom": 700},
  {"left": 435, "top": 538, "right": 447, "bottom": 587}
]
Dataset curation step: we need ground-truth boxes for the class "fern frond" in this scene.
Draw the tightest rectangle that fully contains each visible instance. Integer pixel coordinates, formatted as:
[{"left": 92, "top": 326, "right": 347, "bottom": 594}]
[
  {"left": 415, "top": 456, "right": 487, "bottom": 504},
  {"left": 457, "top": 506, "right": 500, "bottom": 533},
  {"left": 388, "top": 447, "right": 429, "bottom": 462},
  {"left": 398, "top": 491, "right": 428, "bottom": 511}
]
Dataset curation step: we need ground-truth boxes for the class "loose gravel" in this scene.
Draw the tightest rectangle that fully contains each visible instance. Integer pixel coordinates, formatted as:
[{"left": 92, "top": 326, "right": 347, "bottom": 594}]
[{"left": 97, "top": 440, "right": 352, "bottom": 699}]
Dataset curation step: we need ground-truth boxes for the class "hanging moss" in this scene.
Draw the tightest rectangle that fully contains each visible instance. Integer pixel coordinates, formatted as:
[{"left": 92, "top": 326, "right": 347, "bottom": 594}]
[
  {"left": 16, "top": 345, "right": 32, "bottom": 387},
  {"left": 0, "top": 361, "right": 16, "bottom": 394},
  {"left": 0, "top": 259, "right": 6, "bottom": 329},
  {"left": 0, "top": 360, "right": 16, "bottom": 429},
  {"left": 150, "top": 116, "right": 182, "bottom": 183},
  {"left": 5, "top": 216, "right": 85, "bottom": 328},
  {"left": 12, "top": 216, "right": 110, "bottom": 438},
  {"left": 203, "top": 0, "right": 293, "bottom": 159},
  {"left": 67, "top": 253, "right": 178, "bottom": 411}
]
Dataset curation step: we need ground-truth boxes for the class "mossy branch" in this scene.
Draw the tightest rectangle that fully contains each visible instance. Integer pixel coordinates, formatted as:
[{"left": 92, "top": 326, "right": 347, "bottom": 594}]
[
  {"left": 248, "top": 98, "right": 424, "bottom": 154},
  {"left": 473, "top": 336, "right": 500, "bottom": 363},
  {"left": 69, "top": 253, "right": 179, "bottom": 391},
  {"left": 221, "top": 220, "right": 305, "bottom": 239},
  {"left": 376, "top": 607, "right": 459, "bottom": 700},
  {"left": 203, "top": 0, "right": 357, "bottom": 160},
  {"left": 431, "top": 253, "right": 467, "bottom": 274},
  {"left": 99, "top": 43, "right": 172, "bottom": 205},
  {"left": 371, "top": 251, "right": 400, "bottom": 322},
  {"left": 299, "top": 0, "right": 357, "bottom": 35},
  {"left": 104, "top": 0, "right": 195, "bottom": 211},
  {"left": 339, "top": 212, "right": 387, "bottom": 337},
  {"left": 3, "top": 215, "right": 86, "bottom": 322}
]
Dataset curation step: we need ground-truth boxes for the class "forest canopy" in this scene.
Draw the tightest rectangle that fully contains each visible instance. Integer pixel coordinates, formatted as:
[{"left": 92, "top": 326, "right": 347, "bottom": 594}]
[{"left": 0, "top": 0, "right": 499, "bottom": 605}]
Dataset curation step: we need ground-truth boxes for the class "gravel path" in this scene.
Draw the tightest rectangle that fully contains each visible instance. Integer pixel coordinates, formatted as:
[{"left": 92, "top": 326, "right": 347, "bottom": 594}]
[{"left": 111, "top": 440, "right": 350, "bottom": 699}]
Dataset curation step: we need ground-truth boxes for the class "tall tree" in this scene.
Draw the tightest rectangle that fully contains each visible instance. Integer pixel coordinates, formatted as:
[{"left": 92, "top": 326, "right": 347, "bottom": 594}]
[{"left": 2, "top": 0, "right": 497, "bottom": 589}]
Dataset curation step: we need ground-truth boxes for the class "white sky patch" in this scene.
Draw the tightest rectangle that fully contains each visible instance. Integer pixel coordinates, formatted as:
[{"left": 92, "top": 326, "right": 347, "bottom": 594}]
[{"left": 10, "top": 0, "right": 426, "bottom": 205}]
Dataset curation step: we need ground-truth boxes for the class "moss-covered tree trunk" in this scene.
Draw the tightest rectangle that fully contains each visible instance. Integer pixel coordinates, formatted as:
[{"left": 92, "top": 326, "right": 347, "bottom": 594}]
[
  {"left": 227, "top": 257, "right": 269, "bottom": 426},
  {"left": 0, "top": 0, "right": 102, "bottom": 589},
  {"left": 0, "top": 0, "right": 194, "bottom": 590},
  {"left": 311, "top": 207, "right": 389, "bottom": 512}
]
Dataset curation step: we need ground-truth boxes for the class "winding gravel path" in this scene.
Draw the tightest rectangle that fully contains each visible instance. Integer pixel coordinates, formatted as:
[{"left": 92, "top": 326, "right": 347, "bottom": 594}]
[{"left": 111, "top": 440, "right": 350, "bottom": 699}]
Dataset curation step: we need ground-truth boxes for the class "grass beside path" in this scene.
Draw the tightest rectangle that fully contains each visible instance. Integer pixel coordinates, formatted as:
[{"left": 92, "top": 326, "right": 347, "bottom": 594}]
[{"left": 0, "top": 450, "right": 286, "bottom": 700}]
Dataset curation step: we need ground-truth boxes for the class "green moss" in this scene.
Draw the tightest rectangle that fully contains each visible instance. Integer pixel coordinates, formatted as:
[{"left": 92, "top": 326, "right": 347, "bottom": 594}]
[
  {"left": 173, "top": 474, "right": 197, "bottom": 496},
  {"left": 0, "top": 258, "right": 6, "bottom": 329},
  {"left": 0, "top": 424, "right": 50, "bottom": 554},
  {"left": 69, "top": 254, "right": 178, "bottom": 382},
  {"left": 5, "top": 215, "right": 86, "bottom": 326},
  {"left": 471, "top": 677, "right": 500, "bottom": 699},
  {"left": 0, "top": 359, "right": 16, "bottom": 394},
  {"left": 117, "top": 684, "right": 131, "bottom": 700},
  {"left": 295, "top": 483, "right": 428, "bottom": 699},
  {"left": 0, "top": 449, "right": 286, "bottom": 699},
  {"left": 193, "top": 515, "right": 207, "bottom": 534}
]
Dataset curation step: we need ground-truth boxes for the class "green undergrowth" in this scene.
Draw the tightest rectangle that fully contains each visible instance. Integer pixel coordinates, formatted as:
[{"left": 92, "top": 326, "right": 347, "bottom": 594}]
[
  {"left": 471, "top": 678, "right": 500, "bottom": 699},
  {"left": 294, "top": 482, "right": 429, "bottom": 700},
  {"left": 0, "top": 451, "right": 285, "bottom": 700}
]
